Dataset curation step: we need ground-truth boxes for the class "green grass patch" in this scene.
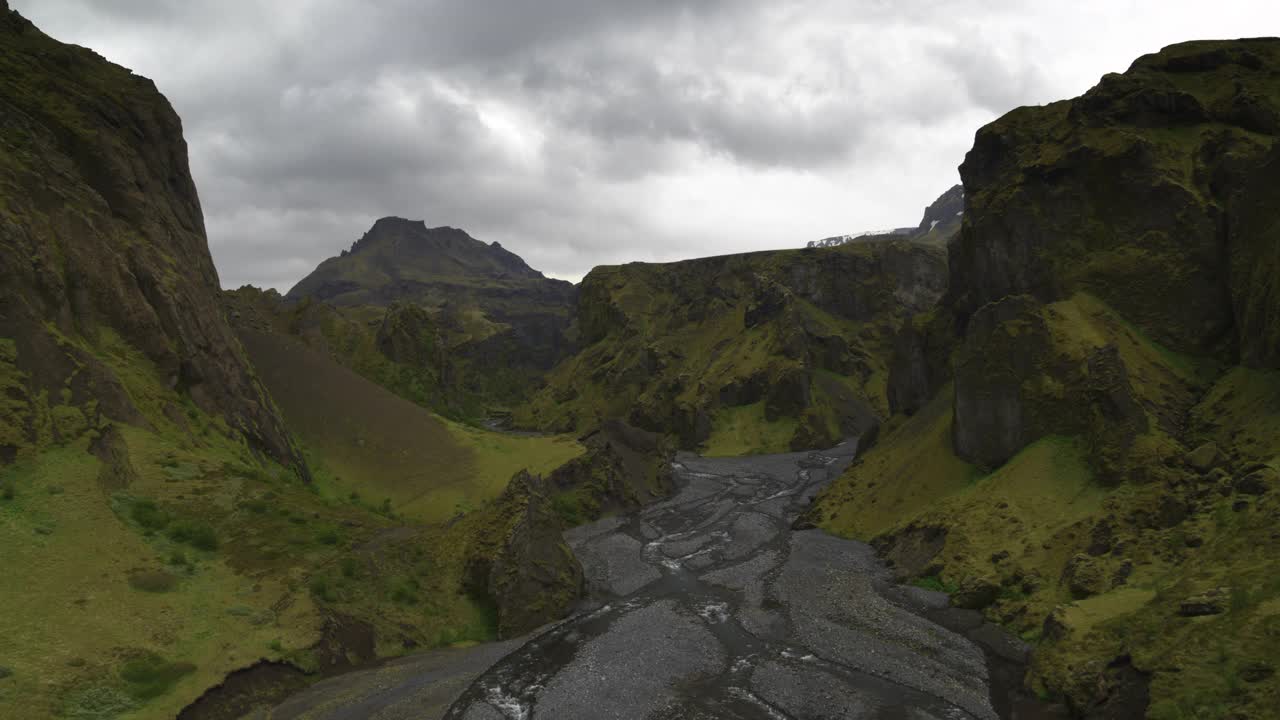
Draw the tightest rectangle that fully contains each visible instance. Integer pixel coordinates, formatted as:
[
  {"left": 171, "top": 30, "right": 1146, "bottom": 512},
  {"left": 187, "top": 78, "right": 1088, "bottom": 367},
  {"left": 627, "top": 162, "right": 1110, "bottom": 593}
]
[
  {"left": 167, "top": 520, "right": 219, "bottom": 551},
  {"left": 702, "top": 402, "right": 798, "bottom": 457},
  {"left": 119, "top": 653, "right": 196, "bottom": 700}
]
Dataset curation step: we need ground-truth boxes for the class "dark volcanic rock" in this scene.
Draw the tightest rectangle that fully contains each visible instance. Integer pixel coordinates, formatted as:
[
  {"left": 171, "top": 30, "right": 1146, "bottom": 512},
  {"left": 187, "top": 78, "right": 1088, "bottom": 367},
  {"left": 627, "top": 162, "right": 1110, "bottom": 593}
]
[{"left": 0, "top": 7, "right": 301, "bottom": 469}]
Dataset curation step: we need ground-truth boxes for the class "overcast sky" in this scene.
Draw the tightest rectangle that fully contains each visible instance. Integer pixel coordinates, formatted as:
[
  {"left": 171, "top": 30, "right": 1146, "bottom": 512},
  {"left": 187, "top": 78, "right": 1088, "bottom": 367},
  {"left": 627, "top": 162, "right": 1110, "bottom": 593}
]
[{"left": 12, "top": 1, "right": 1279, "bottom": 289}]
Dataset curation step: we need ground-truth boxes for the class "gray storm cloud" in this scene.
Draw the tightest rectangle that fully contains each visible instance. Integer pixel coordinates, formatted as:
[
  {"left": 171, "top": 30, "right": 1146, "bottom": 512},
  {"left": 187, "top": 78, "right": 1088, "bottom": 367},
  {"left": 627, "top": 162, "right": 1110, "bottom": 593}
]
[{"left": 12, "top": 0, "right": 1279, "bottom": 289}]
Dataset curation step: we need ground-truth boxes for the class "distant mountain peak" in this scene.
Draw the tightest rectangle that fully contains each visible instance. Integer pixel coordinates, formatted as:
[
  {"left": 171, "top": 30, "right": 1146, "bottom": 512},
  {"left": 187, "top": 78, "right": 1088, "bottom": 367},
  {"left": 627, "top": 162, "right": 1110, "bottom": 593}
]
[{"left": 287, "top": 217, "right": 572, "bottom": 313}]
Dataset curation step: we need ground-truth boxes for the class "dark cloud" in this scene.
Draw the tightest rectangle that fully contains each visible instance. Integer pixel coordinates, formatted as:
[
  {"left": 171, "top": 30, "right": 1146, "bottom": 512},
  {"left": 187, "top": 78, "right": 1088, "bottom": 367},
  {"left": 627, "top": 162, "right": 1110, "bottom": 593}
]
[{"left": 11, "top": 0, "right": 1280, "bottom": 289}]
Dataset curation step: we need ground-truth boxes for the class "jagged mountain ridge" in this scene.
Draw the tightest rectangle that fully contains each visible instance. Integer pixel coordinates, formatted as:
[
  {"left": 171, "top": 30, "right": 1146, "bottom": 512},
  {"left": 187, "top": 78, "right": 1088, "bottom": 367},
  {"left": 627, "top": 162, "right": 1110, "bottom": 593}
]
[{"left": 287, "top": 216, "right": 575, "bottom": 320}]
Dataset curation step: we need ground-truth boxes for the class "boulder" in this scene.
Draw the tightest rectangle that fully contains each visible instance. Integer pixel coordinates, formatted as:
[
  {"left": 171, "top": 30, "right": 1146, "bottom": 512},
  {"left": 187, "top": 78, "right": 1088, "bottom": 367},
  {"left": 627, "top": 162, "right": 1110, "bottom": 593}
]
[
  {"left": 951, "top": 576, "right": 1001, "bottom": 610},
  {"left": 1061, "top": 554, "right": 1108, "bottom": 600},
  {"left": 1184, "top": 442, "right": 1224, "bottom": 473},
  {"left": 1178, "top": 588, "right": 1229, "bottom": 617}
]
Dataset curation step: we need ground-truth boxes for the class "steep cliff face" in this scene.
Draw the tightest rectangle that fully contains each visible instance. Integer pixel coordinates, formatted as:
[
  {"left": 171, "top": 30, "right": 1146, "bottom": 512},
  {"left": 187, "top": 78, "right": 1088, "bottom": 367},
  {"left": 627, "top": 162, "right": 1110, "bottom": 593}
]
[
  {"left": 0, "top": 6, "right": 298, "bottom": 466},
  {"left": 517, "top": 239, "right": 947, "bottom": 452},
  {"left": 814, "top": 39, "right": 1280, "bottom": 719},
  {"left": 950, "top": 39, "right": 1280, "bottom": 365}
]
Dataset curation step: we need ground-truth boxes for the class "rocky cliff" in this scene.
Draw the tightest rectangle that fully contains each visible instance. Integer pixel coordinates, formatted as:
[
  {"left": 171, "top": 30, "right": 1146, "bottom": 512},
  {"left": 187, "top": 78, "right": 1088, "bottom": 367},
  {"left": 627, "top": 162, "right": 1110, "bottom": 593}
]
[
  {"left": 950, "top": 40, "right": 1280, "bottom": 364},
  {"left": 516, "top": 238, "right": 948, "bottom": 452},
  {"left": 0, "top": 5, "right": 299, "bottom": 467},
  {"left": 813, "top": 39, "right": 1280, "bottom": 719}
]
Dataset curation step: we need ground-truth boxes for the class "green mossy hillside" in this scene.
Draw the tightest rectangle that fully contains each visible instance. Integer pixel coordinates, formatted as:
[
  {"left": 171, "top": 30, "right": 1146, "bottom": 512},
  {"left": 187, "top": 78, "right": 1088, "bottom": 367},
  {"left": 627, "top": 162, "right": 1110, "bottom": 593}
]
[
  {"left": 815, "top": 38, "right": 1280, "bottom": 719},
  {"left": 234, "top": 326, "right": 584, "bottom": 524},
  {"left": 225, "top": 286, "right": 552, "bottom": 422},
  {"left": 515, "top": 239, "right": 948, "bottom": 452}
]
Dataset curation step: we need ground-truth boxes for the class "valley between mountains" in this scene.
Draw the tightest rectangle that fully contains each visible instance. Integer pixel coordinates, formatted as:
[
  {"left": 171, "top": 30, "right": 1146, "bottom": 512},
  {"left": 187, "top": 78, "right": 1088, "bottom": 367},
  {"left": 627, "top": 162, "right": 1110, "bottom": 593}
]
[{"left": 1, "top": 3, "right": 1279, "bottom": 719}]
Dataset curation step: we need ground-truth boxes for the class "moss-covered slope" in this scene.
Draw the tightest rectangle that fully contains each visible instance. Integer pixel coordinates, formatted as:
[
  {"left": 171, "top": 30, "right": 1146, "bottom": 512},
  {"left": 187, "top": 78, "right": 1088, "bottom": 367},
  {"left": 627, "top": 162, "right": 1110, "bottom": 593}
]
[
  {"left": 516, "top": 238, "right": 948, "bottom": 452},
  {"left": 225, "top": 286, "right": 544, "bottom": 423},
  {"left": 813, "top": 38, "right": 1280, "bottom": 720}
]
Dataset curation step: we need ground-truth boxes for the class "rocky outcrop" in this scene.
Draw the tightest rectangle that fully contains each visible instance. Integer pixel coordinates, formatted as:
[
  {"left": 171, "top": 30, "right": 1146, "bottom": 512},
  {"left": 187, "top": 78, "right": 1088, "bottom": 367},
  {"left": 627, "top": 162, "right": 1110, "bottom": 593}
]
[
  {"left": 0, "top": 6, "right": 300, "bottom": 468},
  {"left": 951, "top": 296, "right": 1150, "bottom": 471},
  {"left": 375, "top": 303, "right": 440, "bottom": 367},
  {"left": 464, "top": 471, "right": 584, "bottom": 638},
  {"left": 950, "top": 39, "right": 1280, "bottom": 366},
  {"left": 547, "top": 420, "right": 676, "bottom": 522},
  {"left": 916, "top": 184, "right": 965, "bottom": 238},
  {"left": 887, "top": 308, "right": 957, "bottom": 416}
]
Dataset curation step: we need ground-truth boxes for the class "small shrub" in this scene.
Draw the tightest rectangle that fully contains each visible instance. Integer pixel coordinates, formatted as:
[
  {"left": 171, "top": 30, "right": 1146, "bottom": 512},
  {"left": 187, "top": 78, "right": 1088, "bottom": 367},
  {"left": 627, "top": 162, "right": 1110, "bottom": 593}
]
[
  {"left": 309, "top": 575, "right": 336, "bottom": 602},
  {"left": 131, "top": 500, "right": 170, "bottom": 531},
  {"left": 552, "top": 493, "right": 586, "bottom": 526},
  {"left": 169, "top": 550, "right": 189, "bottom": 567},
  {"left": 128, "top": 569, "right": 178, "bottom": 593},
  {"left": 168, "top": 520, "right": 219, "bottom": 551},
  {"left": 316, "top": 527, "right": 341, "bottom": 545},
  {"left": 1, "top": 483, "right": 14, "bottom": 501},
  {"left": 912, "top": 575, "right": 958, "bottom": 593},
  {"left": 340, "top": 557, "right": 362, "bottom": 578},
  {"left": 389, "top": 577, "right": 420, "bottom": 605},
  {"left": 268, "top": 639, "right": 284, "bottom": 653},
  {"left": 119, "top": 653, "right": 196, "bottom": 699}
]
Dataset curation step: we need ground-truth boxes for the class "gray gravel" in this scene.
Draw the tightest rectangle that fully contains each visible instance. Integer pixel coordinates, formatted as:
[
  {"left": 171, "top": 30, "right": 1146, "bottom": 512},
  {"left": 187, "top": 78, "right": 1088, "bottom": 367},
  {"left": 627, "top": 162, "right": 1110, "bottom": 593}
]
[
  {"left": 445, "top": 439, "right": 1004, "bottom": 719},
  {"left": 534, "top": 600, "right": 725, "bottom": 719},
  {"left": 263, "top": 438, "right": 1025, "bottom": 720},
  {"left": 571, "top": 532, "right": 662, "bottom": 596}
]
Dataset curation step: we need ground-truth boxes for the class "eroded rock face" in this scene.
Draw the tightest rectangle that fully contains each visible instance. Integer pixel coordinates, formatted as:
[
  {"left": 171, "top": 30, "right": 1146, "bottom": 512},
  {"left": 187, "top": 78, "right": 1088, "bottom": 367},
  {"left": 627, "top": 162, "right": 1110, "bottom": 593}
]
[
  {"left": 951, "top": 296, "right": 1148, "bottom": 470},
  {"left": 887, "top": 308, "right": 957, "bottom": 416},
  {"left": 547, "top": 420, "right": 676, "bottom": 520},
  {"left": 520, "top": 239, "right": 948, "bottom": 449},
  {"left": 951, "top": 38, "right": 1280, "bottom": 367},
  {"left": 0, "top": 8, "right": 300, "bottom": 468},
  {"left": 951, "top": 296, "right": 1062, "bottom": 468},
  {"left": 465, "top": 471, "right": 584, "bottom": 638}
]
